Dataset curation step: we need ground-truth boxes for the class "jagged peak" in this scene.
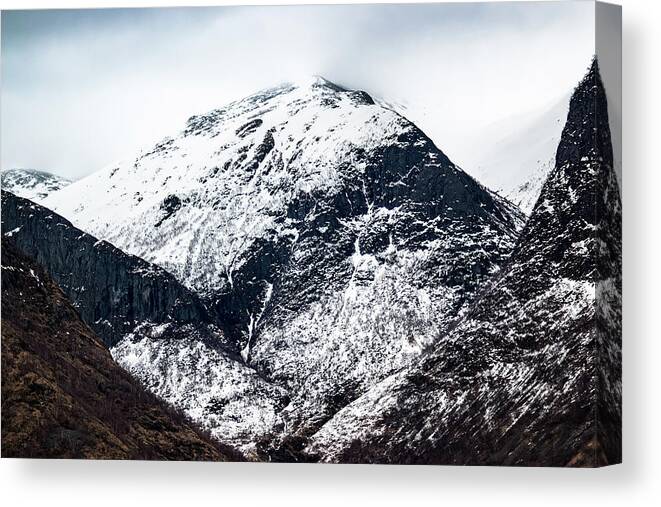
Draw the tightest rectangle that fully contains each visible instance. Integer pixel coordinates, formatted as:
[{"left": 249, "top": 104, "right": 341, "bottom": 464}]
[
  {"left": 184, "top": 75, "right": 378, "bottom": 134},
  {"left": 512, "top": 56, "right": 616, "bottom": 280},
  {"left": 588, "top": 55, "right": 600, "bottom": 78},
  {"left": 558, "top": 56, "right": 610, "bottom": 168},
  {"left": 574, "top": 55, "right": 603, "bottom": 95},
  {"left": 288, "top": 75, "right": 347, "bottom": 92}
]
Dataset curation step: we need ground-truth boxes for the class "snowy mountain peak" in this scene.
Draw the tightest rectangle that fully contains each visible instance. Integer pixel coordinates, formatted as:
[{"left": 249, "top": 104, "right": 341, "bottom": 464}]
[
  {"left": 1, "top": 168, "right": 71, "bottom": 202},
  {"left": 43, "top": 76, "right": 525, "bottom": 450},
  {"left": 289, "top": 75, "right": 343, "bottom": 90},
  {"left": 178, "top": 75, "right": 375, "bottom": 142},
  {"left": 43, "top": 76, "right": 436, "bottom": 295}
]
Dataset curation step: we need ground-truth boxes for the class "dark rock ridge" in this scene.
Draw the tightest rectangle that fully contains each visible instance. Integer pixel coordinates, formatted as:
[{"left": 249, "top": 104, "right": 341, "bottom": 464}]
[
  {"left": 309, "top": 59, "right": 621, "bottom": 467},
  {"left": 1, "top": 238, "right": 241, "bottom": 460},
  {"left": 1, "top": 191, "right": 214, "bottom": 348}
]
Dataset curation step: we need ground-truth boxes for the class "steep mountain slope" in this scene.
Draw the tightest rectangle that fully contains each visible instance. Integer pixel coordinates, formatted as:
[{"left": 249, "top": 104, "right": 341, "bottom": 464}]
[
  {"left": 1, "top": 191, "right": 289, "bottom": 453},
  {"left": 111, "top": 329, "right": 288, "bottom": 454},
  {"left": 0, "top": 238, "right": 240, "bottom": 460},
  {"left": 44, "top": 77, "right": 524, "bottom": 441},
  {"left": 309, "top": 60, "right": 621, "bottom": 466},
  {"left": 1, "top": 168, "right": 71, "bottom": 201},
  {"left": 458, "top": 94, "right": 570, "bottom": 214},
  {"left": 2, "top": 191, "right": 212, "bottom": 349}
]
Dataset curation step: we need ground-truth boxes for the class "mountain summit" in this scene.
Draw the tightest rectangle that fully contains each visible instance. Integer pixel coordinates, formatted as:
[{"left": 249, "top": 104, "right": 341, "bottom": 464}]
[
  {"left": 43, "top": 77, "right": 524, "bottom": 450},
  {"left": 44, "top": 78, "right": 521, "bottom": 296},
  {"left": 287, "top": 75, "right": 344, "bottom": 89}
]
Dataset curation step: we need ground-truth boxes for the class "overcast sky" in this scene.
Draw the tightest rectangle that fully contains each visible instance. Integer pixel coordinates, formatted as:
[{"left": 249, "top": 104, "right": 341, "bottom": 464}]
[{"left": 1, "top": 2, "right": 595, "bottom": 180}]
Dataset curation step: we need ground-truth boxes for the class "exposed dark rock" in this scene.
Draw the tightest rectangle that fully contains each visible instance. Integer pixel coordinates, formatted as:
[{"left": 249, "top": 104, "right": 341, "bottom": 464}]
[
  {"left": 236, "top": 118, "right": 264, "bottom": 138},
  {"left": 1, "top": 191, "right": 213, "bottom": 348},
  {"left": 214, "top": 97, "right": 523, "bottom": 348},
  {"left": 155, "top": 194, "right": 182, "bottom": 227}
]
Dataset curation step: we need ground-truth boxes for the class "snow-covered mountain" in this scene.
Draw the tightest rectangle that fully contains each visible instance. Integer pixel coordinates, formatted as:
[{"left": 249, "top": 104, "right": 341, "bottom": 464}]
[
  {"left": 4, "top": 60, "right": 620, "bottom": 466},
  {"left": 308, "top": 60, "right": 621, "bottom": 466},
  {"left": 455, "top": 94, "right": 570, "bottom": 214},
  {"left": 1, "top": 168, "right": 71, "bottom": 202},
  {"left": 44, "top": 76, "right": 525, "bottom": 450}
]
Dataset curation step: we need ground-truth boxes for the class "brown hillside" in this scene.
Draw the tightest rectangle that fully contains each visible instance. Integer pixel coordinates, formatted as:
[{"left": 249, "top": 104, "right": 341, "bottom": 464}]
[{"left": 1, "top": 238, "right": 242, "bottom": 461}]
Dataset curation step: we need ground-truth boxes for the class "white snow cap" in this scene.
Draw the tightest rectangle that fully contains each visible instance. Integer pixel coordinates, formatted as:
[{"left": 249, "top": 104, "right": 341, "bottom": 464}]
[{"left": 289, "top": 75, "right": 339, "bottom": 89}]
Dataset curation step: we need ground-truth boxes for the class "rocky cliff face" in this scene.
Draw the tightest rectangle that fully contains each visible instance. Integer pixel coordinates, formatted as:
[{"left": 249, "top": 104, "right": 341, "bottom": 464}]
[
  {"left": 308, "top": 60, "right": 621, "bottom": 466},
  {"left": 2, "top": 191, "right": 213, "bottom": 348},
  {"left": 43, "top": 77, "right": 524, "bottom": 442},
  {"left": 0, "top": 238, "right": 241, "bottom": 460}
]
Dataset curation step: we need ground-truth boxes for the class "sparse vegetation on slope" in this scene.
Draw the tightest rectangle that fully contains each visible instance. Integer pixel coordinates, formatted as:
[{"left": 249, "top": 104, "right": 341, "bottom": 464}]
[{"left": 1, "top": 238, "right": 243, "bottom": 461}]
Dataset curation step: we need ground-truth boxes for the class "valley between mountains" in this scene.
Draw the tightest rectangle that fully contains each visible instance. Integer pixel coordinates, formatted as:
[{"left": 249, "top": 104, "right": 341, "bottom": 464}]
[{"left": 1, "top": 60, "right": 621, "bottom": 465}]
